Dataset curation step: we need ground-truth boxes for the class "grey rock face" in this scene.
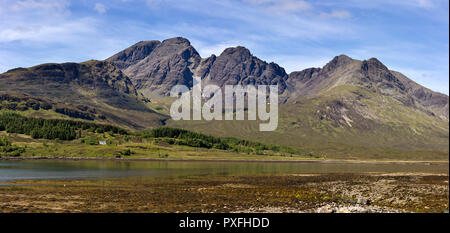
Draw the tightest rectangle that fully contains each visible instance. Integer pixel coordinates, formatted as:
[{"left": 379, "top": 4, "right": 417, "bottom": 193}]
[
  {"left": 199, "top": 46, "right": 289, "bottom": 94},
  {"left": 288, "top": 67, "right": 321, "bottom": 83},
  {"left": 196, "top": 55, "right": 216, "bottom": 79},
  {"left": 110, "top": 37, "right": 201, "bottom": 96},
  {"left": 107, "top": 40, "right": 161, "bottom": 70},
  {"left": 322, "top": 54, "right": 353, "bottom": 73},
  {"left": 108, "top": 38, "right": 289, "bottom": 96},
  {"left": 360, "top": 58, "right": 406, "bottom": 92}
]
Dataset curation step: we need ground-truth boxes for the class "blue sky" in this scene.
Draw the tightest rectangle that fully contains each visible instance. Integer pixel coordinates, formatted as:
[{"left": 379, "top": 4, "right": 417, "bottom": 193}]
[{"left": 0, "top": 0, "right": 448, "bottom": 94}]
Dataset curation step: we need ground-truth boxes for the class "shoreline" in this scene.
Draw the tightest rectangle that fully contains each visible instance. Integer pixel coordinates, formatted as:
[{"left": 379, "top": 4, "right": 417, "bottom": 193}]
[
  {"left": 1, "top": 172, "right": 448, "bottom": 213},
  {"left": 0, "top": 156, "right": 448, "bottom": 165}
]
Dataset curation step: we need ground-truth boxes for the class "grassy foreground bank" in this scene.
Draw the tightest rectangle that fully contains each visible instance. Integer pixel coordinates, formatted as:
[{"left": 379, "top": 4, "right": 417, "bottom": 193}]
[
  {"left": 0, "top": 112, "right": 321, "bottom": 161},
  {"left": 3, "top": 131, "right": 450, "bottom": 162},
  {"left": 0, "top": 132, "right": 319, "bottom": 162},
  {"left": 1, "top": 112, "right": 448, "bottom": 161}
]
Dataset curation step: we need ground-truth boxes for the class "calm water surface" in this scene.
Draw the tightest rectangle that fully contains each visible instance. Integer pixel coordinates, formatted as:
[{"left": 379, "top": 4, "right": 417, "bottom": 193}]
[{"left": 0, "top": 160, "right": 448, "bottom": 181}]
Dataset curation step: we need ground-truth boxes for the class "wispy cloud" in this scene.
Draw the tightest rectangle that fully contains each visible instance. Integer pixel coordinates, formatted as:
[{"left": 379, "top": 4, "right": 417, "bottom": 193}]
[
  {"left": 0, "top": 0, "right": 96, "bottom": 44},
  {"left": 413, "top": 0, "right": 435, "bottom": 8},
  {"left": 317, "top": 0, "right": 447, "bottom": 13},
  {"left": 0, "top": 14, "right": 97, "bottom": 43},
  {"left": 320, "top": 10, "right": 351, "bottom": 19},
  {"left": 0, "top": 0, "right": 125, "bottom": 69},
  {"left": 244, "top": 0, "right": 312, "bottom": 13},
  {"left": 94, "top": 3, "right": 107, "bottom": 14},
  {"left": 6, "top": 0, "right": 70, "bottom": 13}
]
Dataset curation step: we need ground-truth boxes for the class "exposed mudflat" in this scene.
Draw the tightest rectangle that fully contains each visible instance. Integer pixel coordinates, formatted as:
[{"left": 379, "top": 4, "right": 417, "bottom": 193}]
[{"left": 0, "top": 173, "right": 448, "bottom": 213}]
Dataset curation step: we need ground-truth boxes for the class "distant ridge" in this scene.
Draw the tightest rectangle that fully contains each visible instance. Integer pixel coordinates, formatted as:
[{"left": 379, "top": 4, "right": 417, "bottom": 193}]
[{"left": 108, "top": 37, "right": 448, "bottom": 120}]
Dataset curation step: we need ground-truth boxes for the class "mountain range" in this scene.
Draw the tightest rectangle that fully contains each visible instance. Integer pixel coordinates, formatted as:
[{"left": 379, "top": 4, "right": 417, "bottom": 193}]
[{"left": 1, "top": 37, "right": 448, "bottom": 159}]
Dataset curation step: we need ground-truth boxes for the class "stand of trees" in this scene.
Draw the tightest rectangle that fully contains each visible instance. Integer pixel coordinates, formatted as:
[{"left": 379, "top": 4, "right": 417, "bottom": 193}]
[
  {"left": 141, "top": 127, "right": 302, "bottom": 155},
  {"left": 0, "top": 137, "right": 25, "bottom": 157},
  {"left": 0, "top": 112, "right": 127, "bottom": 140},
  {"left": 0, "top": 113, "right": 304, "bottom": 156}
]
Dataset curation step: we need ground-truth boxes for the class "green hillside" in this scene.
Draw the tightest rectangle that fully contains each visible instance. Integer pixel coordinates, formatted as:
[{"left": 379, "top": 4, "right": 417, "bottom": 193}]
[{"left": 168, "top": 85, "right": 449, "bottom": 160}]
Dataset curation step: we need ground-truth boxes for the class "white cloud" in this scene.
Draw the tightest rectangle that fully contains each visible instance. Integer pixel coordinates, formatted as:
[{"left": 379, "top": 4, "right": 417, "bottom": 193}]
[
  {"left": 244, "top": 0, "right": 311, "bottom": 13},
  {"left": 0, "top": 18, "right": 97, "bottom": 43},
  {"left": 411, "top": 0, "right": 435, "bottom": 8},
  {"left": 0, "top": 0, "right": 122, "bottom": 72},
  {"left": 267, "top": 0, "right": 311, "bottom": 13},
  {"left": 320, "top": 10, "right": 351, "bottom": 19},
  {"left": 0, "top": 0, "right": 106, "bottom": 45},
  {"left": 94, "top": 3, "right": 107, "bottom": 14},
  {"left": 177, "top": 1, "right": 357, "bottom": 40},
  {"left": 320, "top": 0, "right": 441, "bottom": 10},
  {"left": 8, "top": 0, "right": 69, "bottom": 13}
]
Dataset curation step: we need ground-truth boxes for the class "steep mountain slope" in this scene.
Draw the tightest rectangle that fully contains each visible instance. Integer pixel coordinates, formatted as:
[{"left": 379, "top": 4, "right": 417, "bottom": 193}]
[
  {"left": 107, "top": 40, "right": 161, "bottom": 70},
  {"left": 287, "top": 55, "right": 409, "bottom": 100},
  {"left": 107, "top": 37, "right": 201, "bottom": 96},
  {"left": 107, "top": 37, "right": 290, "bottom": 97},
  {"left": 0, "top": 60, "right": 166, "bottom": 129},
  {"left": 195, "top": 46, "right": 289, "bottom": 95},
  {"left": 287, "top": 55, "right": 449, "bottom": 121},
  {"left": 168, "top": 84, "right": 448, "bottom": 160},
  {"left": 390, "top": 70, "right": 449, "bottom": 120}
]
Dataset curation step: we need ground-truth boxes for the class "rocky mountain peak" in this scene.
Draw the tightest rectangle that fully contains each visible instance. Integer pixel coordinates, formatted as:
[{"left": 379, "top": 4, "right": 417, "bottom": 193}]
[
  {"left": 220, "top": 46, "right": 252, "bottom": 60},
  {"left": 202, "top": 46, "right": 288, "bottom": 91},
  {"left": 108, "top": 37, "right": 201, "bottom": 96},
  {"left": 358, "top": 57, "right": 406, "bottom": 92},
  {"left": 361, "top": 57, "right": 389, "bottom": 72},
  {"left": 335, "top": 54, "right": 352, "bottom": 61},
  {"left": 161, "top": 37, "right": 192, "bottom": 46},
  {"left": 322, "top": 54, "right": 353, "bottom": 72},
  {"left": 145, "top": 37, "right": 200, "bottom": 61}
]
